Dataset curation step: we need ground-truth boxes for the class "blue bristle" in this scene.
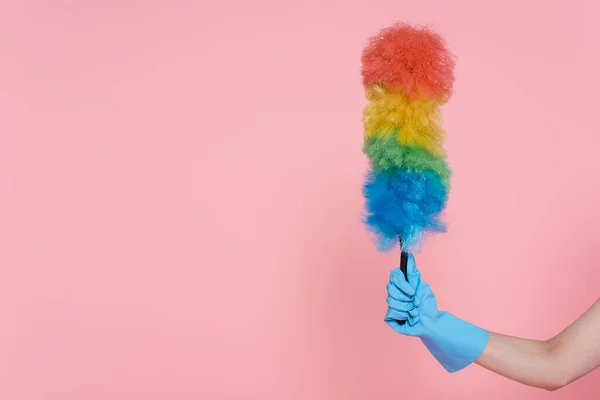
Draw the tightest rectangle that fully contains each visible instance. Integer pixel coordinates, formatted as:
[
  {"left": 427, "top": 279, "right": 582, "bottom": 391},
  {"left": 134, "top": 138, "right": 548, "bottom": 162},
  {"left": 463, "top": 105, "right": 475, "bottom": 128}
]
[{"left": 362, "top": 168, "right": 448, "bottom": 252}]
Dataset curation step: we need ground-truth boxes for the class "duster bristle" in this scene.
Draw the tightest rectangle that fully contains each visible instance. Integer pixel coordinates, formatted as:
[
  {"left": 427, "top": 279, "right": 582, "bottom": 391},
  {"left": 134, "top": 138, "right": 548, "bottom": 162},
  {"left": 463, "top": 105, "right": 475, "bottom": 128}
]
[
  {"left": 362, "top": 168, "right": 448, "bottom": 251},
  {"left": 363, "top": 134, "right": 451, "bottom": 189},
  {"left": 361, "top": 23, "right": 455, "bottom": 101},
  {"left": 360, "top": 22, "right": 454, "bottom": 253},
  {"left": 363, "top": 83, "right": 445, "bottom": 155}
]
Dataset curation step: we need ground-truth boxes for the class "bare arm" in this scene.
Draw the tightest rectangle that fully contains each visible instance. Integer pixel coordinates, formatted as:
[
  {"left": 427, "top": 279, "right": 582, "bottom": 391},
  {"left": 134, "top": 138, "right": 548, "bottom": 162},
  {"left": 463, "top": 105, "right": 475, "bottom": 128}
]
[{"left": 476, "top": 298, "right": 600, "bottom": 391}]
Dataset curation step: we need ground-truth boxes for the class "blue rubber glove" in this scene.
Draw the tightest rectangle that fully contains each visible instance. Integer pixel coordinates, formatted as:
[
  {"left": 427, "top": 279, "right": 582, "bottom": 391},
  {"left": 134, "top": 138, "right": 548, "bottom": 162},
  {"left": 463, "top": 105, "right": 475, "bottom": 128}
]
[{"left": 385, "top": 254, "right": 489, "bottom": 373}]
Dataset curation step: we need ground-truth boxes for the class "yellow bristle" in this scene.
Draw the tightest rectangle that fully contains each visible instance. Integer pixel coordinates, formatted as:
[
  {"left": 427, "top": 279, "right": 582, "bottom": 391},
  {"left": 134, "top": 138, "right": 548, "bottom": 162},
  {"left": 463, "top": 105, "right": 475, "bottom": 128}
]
[{"left": 363, "top": 84, "right": 446, "bottom": 156}]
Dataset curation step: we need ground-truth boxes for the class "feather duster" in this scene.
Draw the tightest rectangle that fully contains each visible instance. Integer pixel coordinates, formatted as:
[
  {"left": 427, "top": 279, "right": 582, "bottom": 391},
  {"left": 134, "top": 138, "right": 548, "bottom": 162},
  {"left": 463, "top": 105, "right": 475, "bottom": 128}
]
[{"left": 361, "top": 23, "right": 454, "bottom": 253}]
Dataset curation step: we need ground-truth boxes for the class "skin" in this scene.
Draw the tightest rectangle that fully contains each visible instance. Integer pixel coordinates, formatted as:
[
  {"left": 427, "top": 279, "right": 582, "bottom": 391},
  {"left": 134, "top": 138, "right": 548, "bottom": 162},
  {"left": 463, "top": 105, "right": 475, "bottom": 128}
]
[{"left": 475, "top": 298, "right": 600, "bottom": 391}]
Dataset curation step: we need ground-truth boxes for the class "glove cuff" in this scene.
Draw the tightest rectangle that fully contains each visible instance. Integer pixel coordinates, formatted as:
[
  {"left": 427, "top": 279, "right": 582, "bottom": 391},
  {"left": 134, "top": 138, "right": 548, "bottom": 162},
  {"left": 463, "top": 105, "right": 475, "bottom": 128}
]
[{"left": 421, "top": 312, "right": 489, "bottom": 373}]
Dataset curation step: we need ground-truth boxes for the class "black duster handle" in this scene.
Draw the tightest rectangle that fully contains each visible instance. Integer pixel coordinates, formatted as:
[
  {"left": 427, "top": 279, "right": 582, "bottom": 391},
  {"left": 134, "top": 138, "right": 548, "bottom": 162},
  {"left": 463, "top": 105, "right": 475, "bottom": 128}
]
[
  {"left": 398, "top": 239, "right": 409, "bottom": 326},
  {"left": 400, "top": 250, "right": 409, "bottom": 281}
]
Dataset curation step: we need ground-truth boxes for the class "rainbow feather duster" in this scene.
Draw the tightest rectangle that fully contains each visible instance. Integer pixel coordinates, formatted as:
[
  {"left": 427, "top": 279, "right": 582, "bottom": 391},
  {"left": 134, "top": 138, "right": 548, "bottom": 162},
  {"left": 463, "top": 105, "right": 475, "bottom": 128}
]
[{"left": 361, "top": 23, "right": 455, "bottom": 252}]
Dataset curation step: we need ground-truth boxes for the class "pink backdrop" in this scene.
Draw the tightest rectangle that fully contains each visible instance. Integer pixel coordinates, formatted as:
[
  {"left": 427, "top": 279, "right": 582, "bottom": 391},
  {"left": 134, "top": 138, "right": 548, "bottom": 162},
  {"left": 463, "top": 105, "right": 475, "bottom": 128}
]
[{"left": 1, "top": 1, "right": 599, "bottom": 399}]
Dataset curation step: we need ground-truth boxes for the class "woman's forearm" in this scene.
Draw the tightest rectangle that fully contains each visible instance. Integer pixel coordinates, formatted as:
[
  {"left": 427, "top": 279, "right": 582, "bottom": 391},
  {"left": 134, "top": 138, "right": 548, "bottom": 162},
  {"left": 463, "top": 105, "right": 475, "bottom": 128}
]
[
  {"left": 475, "top": 333, "right": 566, "bottom": 391},
  {"left": 476, "top": 298, "right": 600, "bottom": 391}
]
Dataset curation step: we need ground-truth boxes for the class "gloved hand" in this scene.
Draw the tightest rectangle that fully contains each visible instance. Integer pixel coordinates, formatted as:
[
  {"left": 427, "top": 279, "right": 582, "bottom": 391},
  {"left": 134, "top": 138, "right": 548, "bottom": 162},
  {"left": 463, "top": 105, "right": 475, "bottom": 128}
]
[{"left": 385, "top": 254, "right": 489, "bottom": 372}]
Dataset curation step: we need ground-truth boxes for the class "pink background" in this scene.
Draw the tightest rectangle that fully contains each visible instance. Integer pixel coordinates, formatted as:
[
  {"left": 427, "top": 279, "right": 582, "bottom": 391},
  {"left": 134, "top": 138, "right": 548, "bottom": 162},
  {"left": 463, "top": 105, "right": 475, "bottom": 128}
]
[{"left": 1, "top": 1, "right": 599, "bottom": 399}]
